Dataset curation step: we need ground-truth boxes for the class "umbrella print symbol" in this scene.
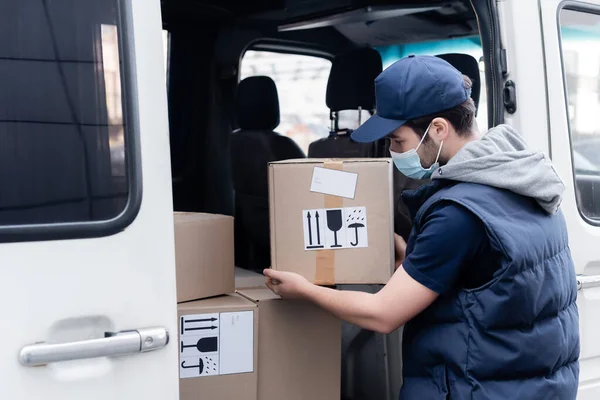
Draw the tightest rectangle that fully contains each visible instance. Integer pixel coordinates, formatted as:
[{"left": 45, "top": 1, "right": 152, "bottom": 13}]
[{"left": 346, "top": 209, "right": 365, "bottom": 247}]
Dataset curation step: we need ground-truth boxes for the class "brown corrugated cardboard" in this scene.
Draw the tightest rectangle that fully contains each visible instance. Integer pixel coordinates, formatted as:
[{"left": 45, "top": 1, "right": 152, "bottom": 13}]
[
  {"left": 174, "top": 212, "right": 235, "bottom": 302},
  {"left": 235, "top": 267, "right": 266, "bottom": 289},
  {"left": 237, "top": 287, "right": 342, "bottom": 400},
  {"left": 269, "top": 159, "right": 394, "bottom": 284},
  {"left": 178, "top": 294, "right": 258, "bottom": 400}
]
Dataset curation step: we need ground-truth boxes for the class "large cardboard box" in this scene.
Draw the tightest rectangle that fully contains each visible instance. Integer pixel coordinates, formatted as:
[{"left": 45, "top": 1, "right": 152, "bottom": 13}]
[
  {"left": 269, "top": 159, "right": 394, "bottom": 285},
  {"left": 174, "top": 212, "right": 235, "bottom": 302},
  {"left": 178, "top": 294, "right": 258, "bottom": 400},
  {"left": 237, "top": 287, "right": 342, "bottom": 400}
]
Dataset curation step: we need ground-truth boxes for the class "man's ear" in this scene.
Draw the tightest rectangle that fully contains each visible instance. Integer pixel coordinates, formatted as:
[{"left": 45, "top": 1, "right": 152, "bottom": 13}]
[{"left": 430, "top": 117, "right": 450, "bottom": 141}]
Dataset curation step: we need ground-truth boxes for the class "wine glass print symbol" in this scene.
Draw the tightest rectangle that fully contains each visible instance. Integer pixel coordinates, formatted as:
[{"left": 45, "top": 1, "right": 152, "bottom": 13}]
[
  {"left": 326, "top": 209, "right": 343, "bottom": 248},
  {"left": 181, "top": 336, "right": 218, "bottom": 353},
  {"left": 347, "top": 208, "right": 365, "bottom": 247}
]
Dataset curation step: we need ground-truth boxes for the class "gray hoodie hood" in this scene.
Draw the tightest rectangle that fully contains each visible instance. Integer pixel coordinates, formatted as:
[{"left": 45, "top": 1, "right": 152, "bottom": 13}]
[{"left": 432, "top": 124, "right": 565, "bottom": 214}]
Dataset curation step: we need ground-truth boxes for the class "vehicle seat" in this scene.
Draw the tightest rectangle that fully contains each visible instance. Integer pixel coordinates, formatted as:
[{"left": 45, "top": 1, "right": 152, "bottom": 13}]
[
  {"left": 308, "top": 47, "right": 383, "bottom": 158},
  {"left": 436, "top": 53, "right": 481, "bottom": 112},
  {"left": 230, "top": 76, "right": 305, "bottom": 271}
]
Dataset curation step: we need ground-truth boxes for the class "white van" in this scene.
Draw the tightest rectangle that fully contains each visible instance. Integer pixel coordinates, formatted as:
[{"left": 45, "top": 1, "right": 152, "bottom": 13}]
[{"left": 1, "top": 0, "right": 599, "bottom": 399}]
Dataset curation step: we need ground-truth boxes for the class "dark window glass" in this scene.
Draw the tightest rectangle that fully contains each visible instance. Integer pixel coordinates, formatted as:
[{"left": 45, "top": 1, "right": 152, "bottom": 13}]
[{"left": 0, "top": 0, "right": 130, "bottom": 225}]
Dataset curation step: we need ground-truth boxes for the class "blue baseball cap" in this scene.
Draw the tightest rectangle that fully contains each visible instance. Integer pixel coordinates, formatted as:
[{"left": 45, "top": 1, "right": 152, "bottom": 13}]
[{"left": 351, "top": 55, "right": 471, "bottom": 143}]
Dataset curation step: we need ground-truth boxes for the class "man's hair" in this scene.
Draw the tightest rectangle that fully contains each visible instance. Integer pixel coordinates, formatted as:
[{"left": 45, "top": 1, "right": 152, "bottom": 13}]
[{"left": 405, "top": 75, "right": 476, "bottom": 137}]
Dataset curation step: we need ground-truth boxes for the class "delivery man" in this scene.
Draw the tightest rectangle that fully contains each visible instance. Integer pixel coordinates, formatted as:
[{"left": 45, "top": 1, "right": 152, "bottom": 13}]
[{"left": 264, "top": 55, "right": 580, "bottom": 399}]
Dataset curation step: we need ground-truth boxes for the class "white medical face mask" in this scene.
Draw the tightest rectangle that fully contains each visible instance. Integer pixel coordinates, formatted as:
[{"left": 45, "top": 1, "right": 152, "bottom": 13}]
[{"left": 389, "top": 124, "right": 443, "bottom": 179}]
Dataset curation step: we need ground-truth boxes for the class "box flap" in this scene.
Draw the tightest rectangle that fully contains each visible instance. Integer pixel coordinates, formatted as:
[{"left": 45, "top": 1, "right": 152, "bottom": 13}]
[
  {"left": 237, "top": 287, "right": 280, "bottom": 303},
  {"left": 174, "top": 212, "right": 233, "bottom": 224},
  {"left": 235, "top": 267, "right": 266, "bottom": 289},
  {"left": 178, "top": 294, "right": 256, "bottom": 312},
  {"left": 269, "top": 158, "right": 391, "bottom": 166}
]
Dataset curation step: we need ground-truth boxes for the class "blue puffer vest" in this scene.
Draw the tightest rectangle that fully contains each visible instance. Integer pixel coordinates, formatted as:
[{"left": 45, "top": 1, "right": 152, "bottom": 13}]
[{"left": 399, "top": 181, "right": 580, "bottom": 400}]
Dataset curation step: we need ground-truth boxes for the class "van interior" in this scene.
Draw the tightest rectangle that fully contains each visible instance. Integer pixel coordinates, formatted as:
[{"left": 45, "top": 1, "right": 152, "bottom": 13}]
[
  {"left": 163, "top": 0, "right": 495, "bottom": 261},
  {"left": 161, "top": 0, "right": 499, "bottom": 398}
]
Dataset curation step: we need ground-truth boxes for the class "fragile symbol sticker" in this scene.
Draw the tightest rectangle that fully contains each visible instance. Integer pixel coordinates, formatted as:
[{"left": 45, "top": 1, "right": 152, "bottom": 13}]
[
  {"left": 303, "top": 210, "right": 326, "bottom": 249},
  {"left": 179, "top": 311, "right": 254, "bottom": 379},
  {"left": 303, "top": 207, "right": 368, "bottom": 250},
  {"left": 180, "top": 355, "right": 219, "bottom": 378}
]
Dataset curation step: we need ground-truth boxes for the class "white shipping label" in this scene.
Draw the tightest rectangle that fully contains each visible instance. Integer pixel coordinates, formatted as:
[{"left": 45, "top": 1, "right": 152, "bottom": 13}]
[
  {"left": 310, "top": 167, "right": 358, "bottom": 199},
  {"left": 303, "top": 207, "right": 368, "bottom": 251},
  {"left": 219, "top": 311, "right": 254, "bottom": 375},
  {"left": 179, "top": 311, "right": 254, "bottom": 379}
]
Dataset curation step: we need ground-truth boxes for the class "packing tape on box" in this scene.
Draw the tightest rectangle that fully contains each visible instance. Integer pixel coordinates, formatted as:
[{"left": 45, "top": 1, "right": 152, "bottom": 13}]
[{"left": 314, "top": 160, "right": 344, "bottom": 285}]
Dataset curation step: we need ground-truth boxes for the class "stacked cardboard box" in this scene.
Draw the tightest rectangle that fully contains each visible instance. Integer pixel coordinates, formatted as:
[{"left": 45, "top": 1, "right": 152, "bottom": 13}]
[
  {"left": 174, "top": 212, "right": 252, "bottom": 399},
  {"left": 174, "top": 213, "right": 342, "bottom": 400},
  {"left": 238, "top": 287, "right": 341, "bottom": 400},
  {"left": 178, "top": 294, "right": 258, "bottom": 400},
  {"left": 174, "top": 212, "right": 235, "bottom": 303}
]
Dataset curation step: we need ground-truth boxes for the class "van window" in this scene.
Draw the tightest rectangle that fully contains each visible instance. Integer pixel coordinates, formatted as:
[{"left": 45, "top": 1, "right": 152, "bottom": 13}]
[
  {"left": 240, "top": 50, "right": 332, "bottom": 154},
  {"left": 0, "top": 0, "right": 136, "bottom": 232},
  {"left": 560, "top": 9, "right": 600, "bottom": 221}
]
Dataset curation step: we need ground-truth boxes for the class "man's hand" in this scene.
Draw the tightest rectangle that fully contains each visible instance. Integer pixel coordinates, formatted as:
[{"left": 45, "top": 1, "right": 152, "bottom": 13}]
[
  {"left": 265, "top": 265, "right": 438, "bottom": 334},
  {"left": 263, "top": 269, "right": 313, "bottom": 300},
  {"left": 394, "top": 233, "right": 407, "bottom": 271}
]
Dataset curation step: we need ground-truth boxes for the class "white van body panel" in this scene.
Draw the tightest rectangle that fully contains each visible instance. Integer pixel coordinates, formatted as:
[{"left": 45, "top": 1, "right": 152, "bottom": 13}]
[
  {"left": 0, "top": 0, "right": 180, "bottom": 399},
  {"left": 500, "top": 0, "right": 600, "bottom": 398},
  {"left": 496, "top": 0, "right": 551, "bottom": 155},
  {"left": 541, "top": 1, "right": 600, "bottom": 398}
]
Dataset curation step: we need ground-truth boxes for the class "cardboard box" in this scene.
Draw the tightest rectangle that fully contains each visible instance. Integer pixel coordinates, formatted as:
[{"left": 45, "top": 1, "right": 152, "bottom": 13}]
[
  {"left": 174, "top": 212, "right": 235, "bottom": 302},
  {"left": 237, "top": 287, "right": 342, "bottom": 400},
  {"left": 269, "top": 159, "right": 394, "bottom": 285},
  {"left": 178, "top": 294, "right": 258, "bottom": 400},
  {"left": 235, "top": 267, "right": 266, "bottom": 289}
]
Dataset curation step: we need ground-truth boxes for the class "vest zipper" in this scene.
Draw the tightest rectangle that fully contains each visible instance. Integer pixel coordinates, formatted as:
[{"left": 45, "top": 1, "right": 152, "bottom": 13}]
[{"left": 445, "top": 366, "right": 452, "bottom": 399}]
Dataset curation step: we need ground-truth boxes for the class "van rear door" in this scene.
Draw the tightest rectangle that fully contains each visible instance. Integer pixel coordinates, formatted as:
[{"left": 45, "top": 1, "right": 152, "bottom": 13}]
[
  {"left": 0, "top": 0, "right": 179, "bottom": 398},
  {"left": 538, "top": 1, "right": 600, "bottom": 398}
]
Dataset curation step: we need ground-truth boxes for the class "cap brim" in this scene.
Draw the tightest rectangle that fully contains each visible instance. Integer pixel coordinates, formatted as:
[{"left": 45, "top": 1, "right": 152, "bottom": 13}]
[{"left": 350, "top": 114, "right": 406, "bottom": 143}]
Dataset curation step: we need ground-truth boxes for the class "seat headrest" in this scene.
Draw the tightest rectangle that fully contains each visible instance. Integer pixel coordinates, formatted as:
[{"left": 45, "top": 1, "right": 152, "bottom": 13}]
[
  {"left": 436, "top": 53, "right": 481, "bottom": 111},
  {"left": 326, "top": 47, "right": 383, "bottom": 112},
  {"left": 236, "top": 76, "right": 280, "bottom": 130}
]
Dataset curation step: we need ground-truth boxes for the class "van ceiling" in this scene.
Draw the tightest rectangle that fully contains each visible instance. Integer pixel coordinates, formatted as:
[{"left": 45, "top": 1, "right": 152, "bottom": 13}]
[
  {"left": 162, "top": 0, "right": 478, "bottom": 46},
  {"left": 332, "top": 3, "right": 477, "bottom": 46}
]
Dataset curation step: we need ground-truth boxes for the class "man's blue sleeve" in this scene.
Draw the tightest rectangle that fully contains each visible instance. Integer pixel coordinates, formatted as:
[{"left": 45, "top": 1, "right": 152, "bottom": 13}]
[{"left": 402, "top": 201, "right": 487, "bottom": 295}]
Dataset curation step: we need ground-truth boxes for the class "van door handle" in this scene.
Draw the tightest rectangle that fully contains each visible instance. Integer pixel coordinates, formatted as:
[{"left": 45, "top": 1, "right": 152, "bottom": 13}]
[
  {"left": 577, "top": 275, "right": 600, "bottom": 291},
  {"left": 19, "top": 327, "right": 169, "bottom": 367}
]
